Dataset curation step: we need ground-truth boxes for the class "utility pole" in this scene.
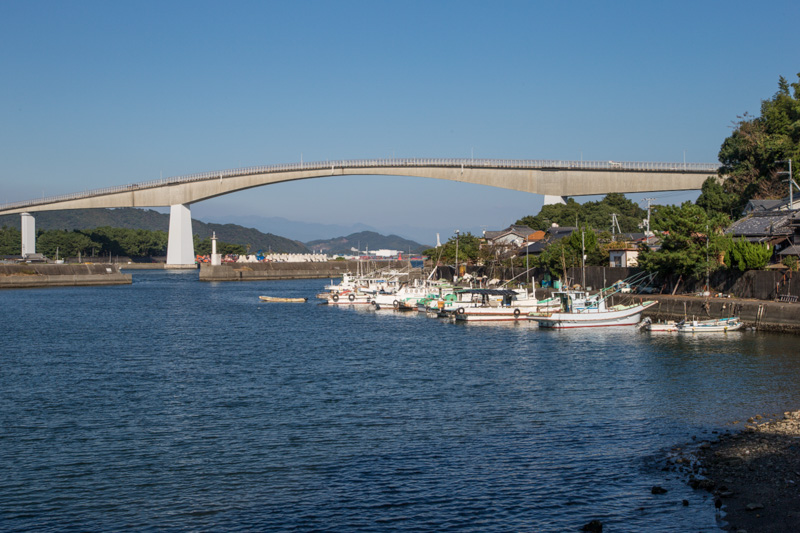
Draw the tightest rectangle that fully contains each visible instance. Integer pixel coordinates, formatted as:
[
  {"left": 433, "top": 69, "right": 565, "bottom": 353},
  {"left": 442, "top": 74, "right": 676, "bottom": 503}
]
[
  {"left": 776, "top": 159, "right": 797, "bottom": 209},
  {"left": 642, "top": 198, "right": 656, "bottom": 235},
  {"left": 611, "top": 213, "right": 621, "bottom": 241},
  {"left": 705, "top": 224, "right": 710, "bottom": 296},
  {"left": 454, "top": 229, "right": 460, "bottom": 283},
  {"left": 581, "top": 228, "right": 586, "bottom": 289}
]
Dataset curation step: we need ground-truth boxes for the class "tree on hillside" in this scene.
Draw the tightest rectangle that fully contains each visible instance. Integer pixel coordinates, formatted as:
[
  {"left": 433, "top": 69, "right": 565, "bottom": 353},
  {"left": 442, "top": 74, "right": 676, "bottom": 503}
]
[
  {"left": 516, "top": 193, "right": 647, "bottom": 233},
  {"left": 716, "top": 73, "right": 800, "bottom": 209},
  {"left": 695, "top": 177, "right": 738, "bottom": 219}
]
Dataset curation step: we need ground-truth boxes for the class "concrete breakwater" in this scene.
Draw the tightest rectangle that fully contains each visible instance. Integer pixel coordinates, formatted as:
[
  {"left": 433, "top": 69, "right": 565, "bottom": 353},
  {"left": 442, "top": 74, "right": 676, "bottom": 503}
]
[
  {"left": 0, "top": 263, "right": 131, "bottom": 289},
  {"left": 198, "top": 260, "right": 418, "bottom": 282}
]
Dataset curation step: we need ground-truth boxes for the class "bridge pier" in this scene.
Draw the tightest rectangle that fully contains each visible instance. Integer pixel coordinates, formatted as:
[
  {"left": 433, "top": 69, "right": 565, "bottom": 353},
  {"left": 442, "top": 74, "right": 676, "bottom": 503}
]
[
  {"left": 21, "top": 212, "right": 36, "bottom": 258},
  {"left": 166, "top": 204, "right": 197, "bottom": 269},
  {"left": 543, "top": 195, "right": 567, "bottom": 205}
]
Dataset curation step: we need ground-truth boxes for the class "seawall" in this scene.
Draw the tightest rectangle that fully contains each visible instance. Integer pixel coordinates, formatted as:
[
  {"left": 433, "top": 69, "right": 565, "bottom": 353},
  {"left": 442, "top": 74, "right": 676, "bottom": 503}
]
[
  {"left": 199, "top": 261, "right": 418, "bottom": 281},
  {"left": 0, "top": 264, "right": 132, "bottom": 289},
  {"left": 625, "top": 294, "right": 800, "bottom": 333}
]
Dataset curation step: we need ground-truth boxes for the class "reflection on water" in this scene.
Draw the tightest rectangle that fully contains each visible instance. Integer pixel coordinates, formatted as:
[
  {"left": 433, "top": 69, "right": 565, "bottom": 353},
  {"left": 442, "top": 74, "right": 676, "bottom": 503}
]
[{"left": 2, "top": 271, "right": 799, "bottom": 531}]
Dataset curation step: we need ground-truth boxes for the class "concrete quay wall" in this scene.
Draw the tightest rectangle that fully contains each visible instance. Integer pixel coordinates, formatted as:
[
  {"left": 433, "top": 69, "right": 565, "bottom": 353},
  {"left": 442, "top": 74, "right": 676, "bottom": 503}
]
[
  {"left": 0, "top": 263, "right": 132, "bottom": 289},
  {"left": 199, "top": 261, "right": 416, "bottom": 282},
  {"left": 626, "top": 294, "right": 800, "bottom": 333}
]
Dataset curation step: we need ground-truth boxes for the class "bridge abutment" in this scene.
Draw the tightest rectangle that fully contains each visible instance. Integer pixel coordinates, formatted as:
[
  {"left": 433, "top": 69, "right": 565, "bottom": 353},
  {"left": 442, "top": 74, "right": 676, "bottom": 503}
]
[{"left": 166, "top": 204, "right": 197, "bottom": 269}]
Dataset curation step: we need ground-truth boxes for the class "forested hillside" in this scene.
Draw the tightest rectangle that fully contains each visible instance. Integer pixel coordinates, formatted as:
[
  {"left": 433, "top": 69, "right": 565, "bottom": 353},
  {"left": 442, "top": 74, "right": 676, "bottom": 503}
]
[
  {"left": 0, "top": 208, "right": 308, "bottom": 254},
  {"left": 306, "top": 231, "right": 428, "bottom": 254}
]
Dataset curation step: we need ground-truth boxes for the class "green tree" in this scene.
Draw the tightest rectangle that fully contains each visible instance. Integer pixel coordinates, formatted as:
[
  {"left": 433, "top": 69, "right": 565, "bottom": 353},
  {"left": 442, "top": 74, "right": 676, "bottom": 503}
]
[
  {"left": 195, "top": 237, "right": 246, "bottom": 255},
  {"left": 533, "top": 238, "right": 579, "bottom": 280},
  {"left": 84, "top": 227, "right": 168, "bottom": 257},
  {"left": 37, "top": 230, "right": 101, "bottom": 258},
  {"left": 637, "top": 202, "right": 726, "bottom": 280},
  {"left": 0, "top": 226, "right": 21, "bottom": 255},
  {"left": 422, "top": 232, "right": 482, "bottom": 264},
  {"left": 696, "top": 177, "right": 738, "bottom": 219},
  {"left": 717, "top": 74, "right": 800, "bottom": 208},
  {"left": 722, "top": 236, "right": 773, "bottom": 271},
  {"left": 516, "top": 193, "right": 647, "bottom": 232}
]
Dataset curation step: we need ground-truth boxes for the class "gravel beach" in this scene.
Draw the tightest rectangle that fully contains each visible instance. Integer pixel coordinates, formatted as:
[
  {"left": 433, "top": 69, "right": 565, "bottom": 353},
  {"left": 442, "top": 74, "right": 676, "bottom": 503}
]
[{"left": 678, "top": 410, "right": 800, "bottom": 532}]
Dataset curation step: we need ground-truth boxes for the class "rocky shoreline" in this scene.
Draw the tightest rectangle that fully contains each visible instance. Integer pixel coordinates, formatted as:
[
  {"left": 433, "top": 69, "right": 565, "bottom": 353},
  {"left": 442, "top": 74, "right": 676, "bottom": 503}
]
[{"left": 669, "top": 410, "right": 800, "bottom": 532}]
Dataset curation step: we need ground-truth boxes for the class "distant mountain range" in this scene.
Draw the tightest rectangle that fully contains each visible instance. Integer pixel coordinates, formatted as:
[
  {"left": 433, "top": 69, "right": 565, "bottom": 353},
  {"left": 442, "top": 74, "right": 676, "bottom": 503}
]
[
  {"left": 306, "top": 231, "right": 428, "bottom": 255},
  {"left": 0, "top": 208, "right": 429, "bottom": 255},
  {"left": 220, "top": 215, "right": 381, "bottom": 243}
]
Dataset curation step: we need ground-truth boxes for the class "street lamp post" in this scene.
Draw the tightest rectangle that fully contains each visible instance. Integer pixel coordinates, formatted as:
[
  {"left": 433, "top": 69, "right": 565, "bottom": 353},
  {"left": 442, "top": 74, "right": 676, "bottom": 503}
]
[{"left": 454, "top": 230, "right": 460, "bottom": 283}]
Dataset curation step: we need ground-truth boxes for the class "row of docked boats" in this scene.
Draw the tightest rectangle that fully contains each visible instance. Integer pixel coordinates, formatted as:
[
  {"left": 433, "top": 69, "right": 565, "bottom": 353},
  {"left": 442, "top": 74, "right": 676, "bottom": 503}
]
[{"left": 311, "top": 269, "right": 732, "bottom": 330}]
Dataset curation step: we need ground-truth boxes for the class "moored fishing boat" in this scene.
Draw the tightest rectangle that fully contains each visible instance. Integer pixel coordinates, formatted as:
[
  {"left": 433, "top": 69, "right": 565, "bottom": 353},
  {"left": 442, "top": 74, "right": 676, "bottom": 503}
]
[
  {"left": 639, "top": 316, "right": 743, "bottom": 333},
  {"left": 529, "top": 288, "right": 657, "bottom": 329},
  {"left": 677, "top": 316, "right": 743, "bottom": 333},
  {"left": 444, "top": 288, "right": 560, "bottom": 322},
  {"left": 259, "top": 295, "right": 308, "bottom": 303}
]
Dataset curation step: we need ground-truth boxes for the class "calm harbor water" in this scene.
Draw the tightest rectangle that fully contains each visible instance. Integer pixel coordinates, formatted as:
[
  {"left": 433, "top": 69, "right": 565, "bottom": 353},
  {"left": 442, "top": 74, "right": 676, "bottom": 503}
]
[{"left": 3, "top": 270, "right": 800, "bottom": 532}]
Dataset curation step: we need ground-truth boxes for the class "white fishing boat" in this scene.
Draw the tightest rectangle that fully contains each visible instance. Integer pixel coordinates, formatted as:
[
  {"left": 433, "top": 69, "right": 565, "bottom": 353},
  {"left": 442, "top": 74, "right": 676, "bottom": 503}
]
[
  {"left": 372, "top": 278, "right": 452, "bottom": 311},
  {"left": 317, "top": 266, "right": 411, "bottom": 304},
  {"left": 529, "top": 289, "right": 657, "bottom": 329},
  {"left": 445, "top": 288, "right": 560, "bottom": 322},
  {"left": 639, "top": 316, "right": 743, "bottom": 333},
  {"left": 321, "top": 289, "right": 373, "bottom": 305},
  {"left": 677, "top": 316, "right": 743, "bottom": 333}
]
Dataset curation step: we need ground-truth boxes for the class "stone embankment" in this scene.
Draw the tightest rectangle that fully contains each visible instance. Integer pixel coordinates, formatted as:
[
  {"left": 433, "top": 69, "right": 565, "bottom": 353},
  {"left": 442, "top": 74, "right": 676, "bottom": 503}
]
[
  {"left": 0, "top": 263, "right": 131, "bottom": 289},
  {"left": 198, "top": 260, "right": 418, "bottom": 282},
  {"left": 670, "top": 410, "right": 800, "bottom": 532}
]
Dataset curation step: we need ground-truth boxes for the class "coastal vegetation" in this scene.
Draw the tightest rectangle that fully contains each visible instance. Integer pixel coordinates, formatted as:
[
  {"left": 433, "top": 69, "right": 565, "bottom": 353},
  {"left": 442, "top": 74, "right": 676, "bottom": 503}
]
[
  {"left": 0, "top": 225, "right": 244, "bottom": 259},
  {"left": 515, "top": 193, "right": 647, "bottom": 232},
  {"left": 0, "top": 208, "right": 308, "bottom": 254},
  {"left": 699, "top": 73, "right": 800, "bottom": 214},
  {"left": 502, "top": 73, "right": 800, "bottom": 287}
]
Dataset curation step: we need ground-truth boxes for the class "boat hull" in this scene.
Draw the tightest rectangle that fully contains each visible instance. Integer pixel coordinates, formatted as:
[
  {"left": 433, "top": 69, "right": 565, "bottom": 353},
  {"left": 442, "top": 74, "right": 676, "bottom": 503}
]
[{"left": 530, "top": 301, "right": 657, "bottom": 329}]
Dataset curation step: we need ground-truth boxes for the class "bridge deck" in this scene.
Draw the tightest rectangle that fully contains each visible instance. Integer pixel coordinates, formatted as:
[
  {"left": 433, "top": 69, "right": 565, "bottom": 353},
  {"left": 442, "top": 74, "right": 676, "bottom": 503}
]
[{"left": 0, "top": 158, "right": 719, "bottom": 213}]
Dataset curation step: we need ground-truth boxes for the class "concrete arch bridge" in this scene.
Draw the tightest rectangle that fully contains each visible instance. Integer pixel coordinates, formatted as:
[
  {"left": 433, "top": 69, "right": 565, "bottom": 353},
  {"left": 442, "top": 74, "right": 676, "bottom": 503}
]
[{"left": 0, "top": 158, "right": 720, "bottom": 267}]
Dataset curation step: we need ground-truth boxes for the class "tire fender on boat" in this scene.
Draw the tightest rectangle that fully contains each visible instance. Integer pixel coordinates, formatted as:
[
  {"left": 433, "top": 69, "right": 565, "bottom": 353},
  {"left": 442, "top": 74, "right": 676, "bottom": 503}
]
[
  {"left": 348, "top": 293, "right": 355, "bottom": 302},
  {"left": 457, "top": 307, "right": 465, "bottom": 315},
  {"left": 332, "top": 294, "right": 339, "bottom": 302},
  {"left": 393, "top": 300, "right": 399, "bottom": 309},
  {"left": 514, "top": 308, "right": 521, "bottom": 317}
]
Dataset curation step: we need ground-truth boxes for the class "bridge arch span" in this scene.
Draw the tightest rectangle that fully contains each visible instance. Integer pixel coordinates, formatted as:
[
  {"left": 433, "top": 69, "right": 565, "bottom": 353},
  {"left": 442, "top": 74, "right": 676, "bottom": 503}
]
[{"left": 0, "top": 158, "right": 720, "bottom": 266}]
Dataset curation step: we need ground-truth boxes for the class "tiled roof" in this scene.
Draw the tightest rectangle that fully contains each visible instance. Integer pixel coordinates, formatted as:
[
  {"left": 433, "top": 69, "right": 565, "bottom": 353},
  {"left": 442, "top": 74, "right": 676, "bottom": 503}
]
[
  {"left": 484, "top": 225, "right": 533, "bottom": 240},
  {"left": 744, "top": 199, "right": 787, "bottom": 213},
  {"left": 725, "top": 211, "right": 795, "bottom": 238},
  {"left": 778, "top": 244, "right": 800, "bottom": 256}
]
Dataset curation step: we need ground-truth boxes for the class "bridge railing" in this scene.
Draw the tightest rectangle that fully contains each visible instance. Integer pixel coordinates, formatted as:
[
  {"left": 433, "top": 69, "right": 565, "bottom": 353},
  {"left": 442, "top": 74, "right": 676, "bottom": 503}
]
[{"left": 0, "top": 158, "right": 720, "bottom": 211}]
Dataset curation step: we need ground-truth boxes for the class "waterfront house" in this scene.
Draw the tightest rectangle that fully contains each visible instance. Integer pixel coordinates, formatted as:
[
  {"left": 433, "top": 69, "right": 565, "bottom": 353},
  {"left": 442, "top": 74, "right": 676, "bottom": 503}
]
[{"left": 483, "top": 225, "right": 535, "bottom": 250}]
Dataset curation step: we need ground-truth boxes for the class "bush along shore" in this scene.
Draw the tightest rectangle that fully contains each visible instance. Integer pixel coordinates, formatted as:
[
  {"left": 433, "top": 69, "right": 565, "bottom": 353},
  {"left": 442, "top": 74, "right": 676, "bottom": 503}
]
[{"left": 667, "top": 410, "right": 800, "bottom": 532}]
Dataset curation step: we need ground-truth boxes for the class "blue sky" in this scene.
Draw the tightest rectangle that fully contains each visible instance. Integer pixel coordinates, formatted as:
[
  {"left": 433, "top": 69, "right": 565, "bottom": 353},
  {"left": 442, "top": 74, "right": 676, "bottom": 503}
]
[{"left": 1, "top": 1, "right": 799, "bottom": 244}]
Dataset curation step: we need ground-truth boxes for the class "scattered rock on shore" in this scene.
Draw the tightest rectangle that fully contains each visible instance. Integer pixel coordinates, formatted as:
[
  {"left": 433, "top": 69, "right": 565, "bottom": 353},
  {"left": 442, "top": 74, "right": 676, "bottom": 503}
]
[{"left": 678, "top": 409, "right": 800, "bottom": 532}]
